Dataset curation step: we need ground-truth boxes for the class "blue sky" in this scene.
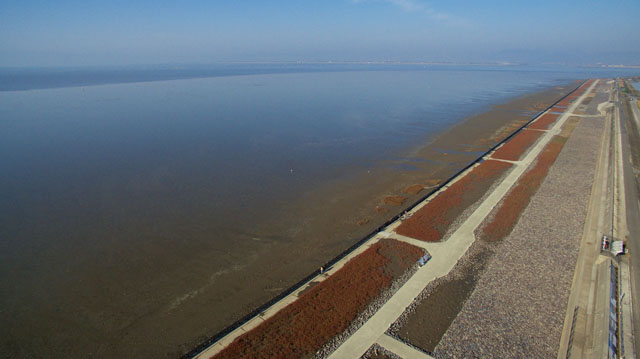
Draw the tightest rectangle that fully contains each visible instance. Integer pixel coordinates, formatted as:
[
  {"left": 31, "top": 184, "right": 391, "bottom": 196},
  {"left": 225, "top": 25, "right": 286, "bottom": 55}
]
[{"left": 1, "top": 0, "right": 639, "bottom": 66}]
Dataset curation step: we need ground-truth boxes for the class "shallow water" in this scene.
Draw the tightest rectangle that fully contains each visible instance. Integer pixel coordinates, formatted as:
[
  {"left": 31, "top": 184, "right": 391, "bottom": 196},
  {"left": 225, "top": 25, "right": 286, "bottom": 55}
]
[{"left": 1, "top": 64, "right": 639, "bottom": 358}]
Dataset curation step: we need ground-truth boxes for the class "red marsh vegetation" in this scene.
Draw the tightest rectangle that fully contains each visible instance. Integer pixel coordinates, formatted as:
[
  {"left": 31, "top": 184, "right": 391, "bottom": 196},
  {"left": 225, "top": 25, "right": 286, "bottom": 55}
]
[
  {"left": 395, "top": 160, "right": 512, "bottom": 242},
  {"left": 555, "top": 81, "right": 592, "bottom": 108},
  {"left": 480, "top": 135, "right": 566, "bottom": 242},
  {"left": 528, "top": 113, "right": 560, "bottom": 130},
  {"left": 557, "top": 97, "right": 573, "bottom": 107},
  {"left": 211, "top": 238, "right": 423, "bottom": 359},
  {"left": 491, "top": 129, "right": 543, "bottom": 161}
]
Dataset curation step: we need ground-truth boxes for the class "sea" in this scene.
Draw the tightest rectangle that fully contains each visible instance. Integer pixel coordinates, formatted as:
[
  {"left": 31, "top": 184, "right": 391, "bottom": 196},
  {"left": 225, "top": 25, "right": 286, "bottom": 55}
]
[{"left": 1, "top": 63, "right": 639, "bottom": 358}]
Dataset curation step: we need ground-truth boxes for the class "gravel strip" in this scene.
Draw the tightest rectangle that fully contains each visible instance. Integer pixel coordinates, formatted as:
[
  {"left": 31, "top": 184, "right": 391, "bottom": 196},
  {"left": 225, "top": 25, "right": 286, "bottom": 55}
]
[
  {"left": 360, "top": 344, "right": 403, "bottom": 359},
  {"left": 434, "top": 116, "right": 605, "bottom": 358}
]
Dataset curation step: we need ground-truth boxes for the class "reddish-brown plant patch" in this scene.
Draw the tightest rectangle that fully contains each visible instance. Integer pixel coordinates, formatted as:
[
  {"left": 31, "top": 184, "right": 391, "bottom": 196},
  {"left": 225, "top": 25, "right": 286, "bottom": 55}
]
[
  {"left": 491, "top": 129, "right": 543, "bottom": 161},
  {"left": 383, "top": 195, "right": 408, "bottom": 206},
  {"left": 557, "top": 98, "right": 572, "bottom": 107},
  {"left": 404, "top": 184, "right": 424, "bottom": 195},
  {"left": 211, "top": 238, "right": 423, "bottom": 359},
  {"left": 553, "top": 80, "right": 591, "bottom": 110},
  {"left": 480, "top": 136, "right": 567, "bottom": 242},
  {"left": 395, "top": 160, "right": 512, "bottom": 242},
  {"left": 528, "top": 113, "right": 560, "bottom": 130}
]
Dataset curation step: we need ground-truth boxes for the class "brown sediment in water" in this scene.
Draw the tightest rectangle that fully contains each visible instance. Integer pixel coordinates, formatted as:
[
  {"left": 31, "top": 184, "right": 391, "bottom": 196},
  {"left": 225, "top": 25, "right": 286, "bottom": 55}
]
[
  {"left": 382, "top": 195, "right": 408, "bottom": 206},
  {"left": 403, "top": 184, "right": 424, "bottom": 195},
  {"left": 375, "top": 206, "right": 389, "bottom": 214}
]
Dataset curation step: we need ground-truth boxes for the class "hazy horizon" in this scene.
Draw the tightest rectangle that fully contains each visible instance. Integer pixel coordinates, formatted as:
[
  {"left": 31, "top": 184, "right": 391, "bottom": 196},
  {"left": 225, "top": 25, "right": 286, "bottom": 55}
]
[{"left": 1, "top": 0, "right": 639, "bottom": 67}]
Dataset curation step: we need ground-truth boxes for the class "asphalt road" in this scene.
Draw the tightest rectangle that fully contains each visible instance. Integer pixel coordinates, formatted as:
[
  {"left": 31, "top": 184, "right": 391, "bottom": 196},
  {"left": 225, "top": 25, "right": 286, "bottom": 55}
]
[{"left": 618, "top": 88, "right": 640, "bottom": 354}]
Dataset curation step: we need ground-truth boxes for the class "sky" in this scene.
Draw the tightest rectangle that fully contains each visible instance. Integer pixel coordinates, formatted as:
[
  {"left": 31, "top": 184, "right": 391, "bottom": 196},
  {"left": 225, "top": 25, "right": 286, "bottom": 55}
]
[{"left": 1, "top": 0, "right": 639, "bottom": 67}]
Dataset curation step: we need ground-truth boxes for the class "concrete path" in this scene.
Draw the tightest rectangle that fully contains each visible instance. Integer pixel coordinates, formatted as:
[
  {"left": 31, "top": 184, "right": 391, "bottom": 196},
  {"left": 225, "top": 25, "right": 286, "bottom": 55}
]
[
  {"left": 328, "top": 82, "right": 599, "bottom": 358},
  {"left": 377, "top": 334, "right": 433, "bottom": 359},
  {"left": 556, "top": 82, "right": 613, "bottom": 359},
  {"left": 623, "top": 95, "right": 640, "bottom": 356}
]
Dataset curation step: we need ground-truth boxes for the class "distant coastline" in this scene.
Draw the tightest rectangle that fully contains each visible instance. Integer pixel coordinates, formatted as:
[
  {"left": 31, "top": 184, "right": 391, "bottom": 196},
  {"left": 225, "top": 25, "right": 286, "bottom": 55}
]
[{"left": 2, "top": 63, "right": 640, "bottom": 92}]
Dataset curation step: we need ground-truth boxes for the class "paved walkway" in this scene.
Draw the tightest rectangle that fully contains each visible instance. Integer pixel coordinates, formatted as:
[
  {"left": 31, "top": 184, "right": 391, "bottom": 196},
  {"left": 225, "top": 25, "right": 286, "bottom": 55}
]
[
  {"left": 376, "top": 335, "right": 433, "bottom": 359},
  {"left": 328, "top": 80, "right": 599, "bottom": 358}
]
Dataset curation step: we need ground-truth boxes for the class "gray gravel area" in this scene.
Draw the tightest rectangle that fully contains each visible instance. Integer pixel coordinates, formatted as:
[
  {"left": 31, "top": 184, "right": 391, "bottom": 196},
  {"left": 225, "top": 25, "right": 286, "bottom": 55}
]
[
  {"left": 360, "top": 344, "right": 403, "bottom": 359},
  {"left": 434, "top": 116, "right": 605, "bottom": 358},
  {"left": 386, "top": 239, "right": 493, "bottom": 353}
]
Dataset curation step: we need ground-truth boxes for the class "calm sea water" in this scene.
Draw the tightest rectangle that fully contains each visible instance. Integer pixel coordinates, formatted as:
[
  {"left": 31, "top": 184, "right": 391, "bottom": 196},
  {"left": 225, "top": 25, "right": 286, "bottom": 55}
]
[{"left": 1, "top": 64, "right": 639, "bottom": 358}]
